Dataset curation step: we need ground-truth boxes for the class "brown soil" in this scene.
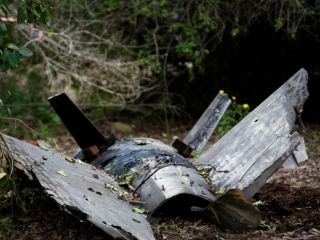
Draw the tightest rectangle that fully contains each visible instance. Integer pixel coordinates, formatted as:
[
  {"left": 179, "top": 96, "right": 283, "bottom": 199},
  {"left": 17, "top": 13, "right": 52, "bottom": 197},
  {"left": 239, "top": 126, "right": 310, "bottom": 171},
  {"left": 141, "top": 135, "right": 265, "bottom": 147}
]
[{"left": 1, "top": 122, "right": 319, "bottom": 240}]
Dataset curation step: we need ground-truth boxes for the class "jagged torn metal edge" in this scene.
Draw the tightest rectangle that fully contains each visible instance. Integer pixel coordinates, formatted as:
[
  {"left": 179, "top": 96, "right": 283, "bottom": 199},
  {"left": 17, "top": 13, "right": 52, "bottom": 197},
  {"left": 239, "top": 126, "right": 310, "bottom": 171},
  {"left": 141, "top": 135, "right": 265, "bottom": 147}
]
[
  {"left": 195, "top": 68, "right": 309, "bottom": 197},
  {"left": 1, "top": 134, "right": 155, "bottom": 240}
]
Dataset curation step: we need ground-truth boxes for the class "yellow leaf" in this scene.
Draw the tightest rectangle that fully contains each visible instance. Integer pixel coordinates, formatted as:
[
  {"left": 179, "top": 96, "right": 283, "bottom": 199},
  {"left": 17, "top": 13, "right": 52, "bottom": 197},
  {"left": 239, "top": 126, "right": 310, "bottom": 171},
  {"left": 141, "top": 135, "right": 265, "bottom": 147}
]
[
  {"left": 57, "top": 170, "right": 67, "bottom": 177},
  {"left": 0, "top": 172, "right": 6, "bottom": 180},
  {"left": 65, "top": 156, "right": 75, "bottom": 163},
  {"left": 132, "top": 207, "right": 146, "bottom": 214}
]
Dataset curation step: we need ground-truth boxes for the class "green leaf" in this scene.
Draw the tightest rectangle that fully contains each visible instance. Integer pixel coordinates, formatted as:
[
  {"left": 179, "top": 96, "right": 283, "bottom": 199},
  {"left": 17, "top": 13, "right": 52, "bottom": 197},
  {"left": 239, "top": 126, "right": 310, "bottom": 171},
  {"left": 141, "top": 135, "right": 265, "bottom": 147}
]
[
  {"left": 1, "top": 49, "right": 10, "bottom": 62},
  {"left": 274, "top": 18, "right": 284, "bottom": 31},
  {"left": 8, "top": 51, "right": 21, "bottom": 67},
  {"left": 6, "top": 43, "right": 19, "bottom": 50},
  {"left": 18, "top": 47, "right": 33, "bottom": 57},
  {"left": 0, "top": 0, "right": 10, "bottom": 15},
  {"left": 51, "top": 114, "right": 61, "bottom": 123},
  {"left": 124, "top": 175, "right": 134, "bottom": 185},
  {"left": 132, "top": 207, "right": 146, "bottom": 214},
  {"left": 0, "top": 23, "right": 7, "bottom": 32},
  {"left": 191, "top": 150, "right": 201, "bottom": 158},
  {"left": 231, "top": 28, "right": 240, "bottom": 37},
  {"left": 48, "top": 30, "right": 53, "bottom": 37},
  {"left": 17, "top": 0, "right": 27, "bottom": 23}
]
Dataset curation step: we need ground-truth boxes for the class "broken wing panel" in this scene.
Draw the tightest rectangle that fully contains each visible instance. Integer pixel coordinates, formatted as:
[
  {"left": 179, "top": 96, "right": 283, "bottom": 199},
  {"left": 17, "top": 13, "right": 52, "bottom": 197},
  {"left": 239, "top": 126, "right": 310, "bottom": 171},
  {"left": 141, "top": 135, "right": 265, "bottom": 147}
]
[
  {"left": 183, "top": 93, "right": 231, "bottom": 152},
  {"left": 195, "top": 68, "right": 309, "bottom": 197},
  {"left": 2, "top": 134, "right": 155, "bottom": 240},
  {"left": 241, "top": 132, "right": 301, "bottom": 197},
  {"left": 282, "top": 136, "right": 308, "bottom": 169}
]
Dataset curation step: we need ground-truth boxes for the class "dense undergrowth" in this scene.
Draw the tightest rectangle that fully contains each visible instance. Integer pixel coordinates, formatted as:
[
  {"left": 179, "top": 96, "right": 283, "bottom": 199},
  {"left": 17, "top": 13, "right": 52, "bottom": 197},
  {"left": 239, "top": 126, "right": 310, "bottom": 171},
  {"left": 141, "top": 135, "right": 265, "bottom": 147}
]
[{"left": 2, "top": 0, "right": 320, "bottom": 124}]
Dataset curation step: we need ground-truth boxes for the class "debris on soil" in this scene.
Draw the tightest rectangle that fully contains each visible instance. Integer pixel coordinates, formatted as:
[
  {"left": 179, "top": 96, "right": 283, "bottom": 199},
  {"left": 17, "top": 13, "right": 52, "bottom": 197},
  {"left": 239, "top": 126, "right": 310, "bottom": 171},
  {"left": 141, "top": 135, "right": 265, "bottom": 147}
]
[
  {"left": 65, "top": 156, "right": 75, "bottom": 163},
  {"left": 57, "top": 170, "right": 68, "bottom": 177},
  {"left": 132, "top": 207, "right": 146, "bottom": 214},
  {"left": 206, "top": 189, "right": 261, "bottom": 232},
  {"left": 0, "top": 123, "right": 319, "bottom": 240}
]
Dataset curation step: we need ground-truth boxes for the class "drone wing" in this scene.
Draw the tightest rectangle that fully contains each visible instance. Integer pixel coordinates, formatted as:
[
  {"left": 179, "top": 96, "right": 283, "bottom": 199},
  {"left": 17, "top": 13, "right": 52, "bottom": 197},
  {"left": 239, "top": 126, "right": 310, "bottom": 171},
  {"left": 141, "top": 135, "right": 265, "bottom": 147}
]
[
  {"left": 195, "top": 68, "right": 309, "bottom": 197},
  {"left": 0, "top": 134, "right": 155, "bottom": 240}
]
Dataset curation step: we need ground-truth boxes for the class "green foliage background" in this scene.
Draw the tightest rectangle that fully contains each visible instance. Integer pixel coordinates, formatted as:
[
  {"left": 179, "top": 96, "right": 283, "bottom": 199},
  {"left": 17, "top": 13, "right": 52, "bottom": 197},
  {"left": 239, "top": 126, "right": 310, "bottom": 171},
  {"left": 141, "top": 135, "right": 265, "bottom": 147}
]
[
  {"left": 0, "top": 0, "right": 51, "bottom": 70},
  {"left": 1, "top": 0, "right": 320, "bottom": 135}
]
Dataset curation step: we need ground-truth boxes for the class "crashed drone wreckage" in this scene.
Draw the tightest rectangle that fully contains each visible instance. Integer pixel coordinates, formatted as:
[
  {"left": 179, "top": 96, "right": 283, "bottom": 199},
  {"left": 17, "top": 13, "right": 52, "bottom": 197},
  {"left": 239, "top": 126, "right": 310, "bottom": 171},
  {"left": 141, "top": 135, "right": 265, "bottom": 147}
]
[{"left": 0, "top": 68, "right": 309, "bottom": 240}]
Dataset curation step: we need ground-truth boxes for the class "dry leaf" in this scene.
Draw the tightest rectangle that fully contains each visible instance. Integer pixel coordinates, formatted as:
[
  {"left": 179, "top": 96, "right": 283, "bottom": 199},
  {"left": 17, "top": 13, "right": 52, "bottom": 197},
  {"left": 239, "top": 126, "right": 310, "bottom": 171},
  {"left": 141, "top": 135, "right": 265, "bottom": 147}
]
[
  {"left": 132, "top": 207, "right": 146, "bottom": 214},
  {"left": 0, "top": 172, "right": 6, "bottom": 180},
  {"left": 57, "top": 170, "right": 68, "bottom": 177}
]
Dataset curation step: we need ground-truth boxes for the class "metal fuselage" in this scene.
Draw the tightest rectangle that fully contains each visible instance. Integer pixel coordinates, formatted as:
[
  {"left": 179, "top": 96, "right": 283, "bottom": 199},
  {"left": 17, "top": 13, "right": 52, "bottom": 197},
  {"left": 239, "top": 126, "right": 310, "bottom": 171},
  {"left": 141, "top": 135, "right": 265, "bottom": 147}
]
[
  {"left": 90, "top": 137, "right": 215, "bottom": 214},
  {"left": 48, "top": 93, "right": 218, "bottom": 215}
]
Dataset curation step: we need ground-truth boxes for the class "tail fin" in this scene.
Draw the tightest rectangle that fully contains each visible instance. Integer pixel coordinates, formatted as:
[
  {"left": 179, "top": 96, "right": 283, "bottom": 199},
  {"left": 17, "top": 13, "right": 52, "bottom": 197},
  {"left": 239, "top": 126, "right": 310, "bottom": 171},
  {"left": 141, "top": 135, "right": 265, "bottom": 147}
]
[
  {"left": 48, "top": 93, "right": 115, "bottom": 151},
  {"left": 173, "top": 93, "right": 230, "bottom": 157},
  {"left": 183, "top": 92, "right": 231, "bottom": 152}
]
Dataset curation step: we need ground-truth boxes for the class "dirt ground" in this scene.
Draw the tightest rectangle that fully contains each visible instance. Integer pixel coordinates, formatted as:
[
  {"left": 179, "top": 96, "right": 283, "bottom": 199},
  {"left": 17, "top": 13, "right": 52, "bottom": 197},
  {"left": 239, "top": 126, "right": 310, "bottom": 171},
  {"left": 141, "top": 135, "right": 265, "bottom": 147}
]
[{"left": 1, "top": 121, "right": 319, "bottom": 240}]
